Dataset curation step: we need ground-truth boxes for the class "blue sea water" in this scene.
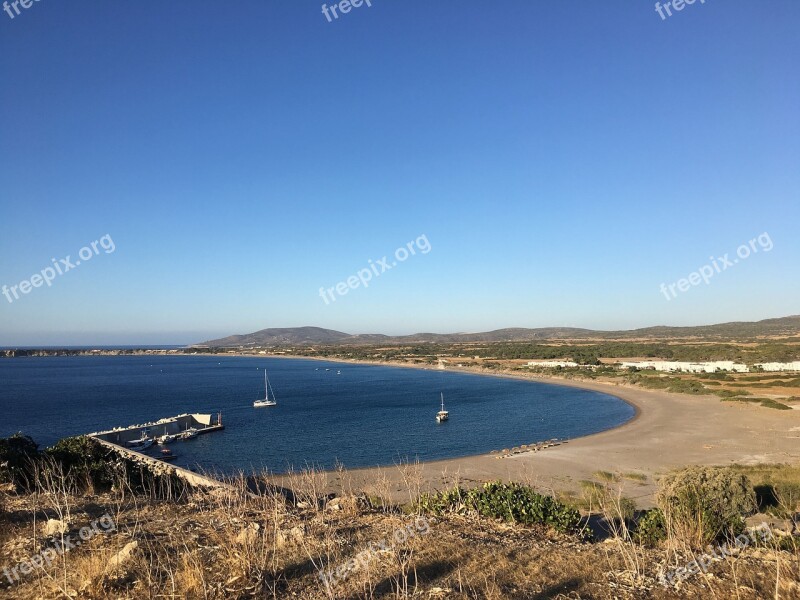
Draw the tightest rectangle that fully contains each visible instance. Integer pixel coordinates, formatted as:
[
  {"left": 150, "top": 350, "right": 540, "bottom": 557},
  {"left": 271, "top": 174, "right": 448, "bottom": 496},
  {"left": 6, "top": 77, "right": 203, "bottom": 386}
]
[{"left": 0, "top": 356, "right": 635, "bottom": 473}]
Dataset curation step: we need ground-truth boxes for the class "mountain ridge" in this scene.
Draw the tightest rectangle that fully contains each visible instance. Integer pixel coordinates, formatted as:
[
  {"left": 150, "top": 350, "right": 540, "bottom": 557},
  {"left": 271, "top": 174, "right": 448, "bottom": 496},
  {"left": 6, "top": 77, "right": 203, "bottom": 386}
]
[{"left": 198, "top": 315, "right": 800, "bottom": 347}]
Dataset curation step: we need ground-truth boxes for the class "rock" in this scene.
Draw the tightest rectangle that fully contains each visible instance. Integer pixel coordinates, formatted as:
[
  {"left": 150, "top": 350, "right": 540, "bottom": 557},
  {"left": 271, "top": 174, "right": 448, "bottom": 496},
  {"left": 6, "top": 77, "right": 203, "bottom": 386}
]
[
  {"left": 236, "top": 523, "right": 260, "bottom": 545},
  {"left": 745, "top": 515, "right": 795, "bottom": 537},
  {"left": 428, "top": 587, "right": 451, "bottom": 596},
  {"left": 275, "top": 525, "right": 305, "bottom": 548},
  {"left": 105, "top": 540, "right": 138, "bottom": 575},
  {"left": 44, "top": 519, "right": 68, "bottom": 537}
]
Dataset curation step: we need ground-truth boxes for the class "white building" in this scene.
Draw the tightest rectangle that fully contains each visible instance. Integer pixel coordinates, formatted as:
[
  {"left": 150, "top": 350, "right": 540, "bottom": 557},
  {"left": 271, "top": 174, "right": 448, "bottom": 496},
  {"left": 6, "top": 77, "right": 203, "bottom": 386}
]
[
  {"left": 754, "top": 362, "right": 800, "bottom": 372},
  {"left": 527, "top": 360, "right": 579, "bottom": 368},
  {"left": 620, "top": 361, "right": 749, "bottom": 373}
]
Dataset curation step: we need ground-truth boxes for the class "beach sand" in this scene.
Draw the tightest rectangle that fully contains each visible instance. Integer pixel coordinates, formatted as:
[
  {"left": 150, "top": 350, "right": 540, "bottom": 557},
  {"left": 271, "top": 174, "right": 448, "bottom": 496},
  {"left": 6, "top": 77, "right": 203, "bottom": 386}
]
[{"left": 261, "top": 361, "right": 800, "bottom": 507}]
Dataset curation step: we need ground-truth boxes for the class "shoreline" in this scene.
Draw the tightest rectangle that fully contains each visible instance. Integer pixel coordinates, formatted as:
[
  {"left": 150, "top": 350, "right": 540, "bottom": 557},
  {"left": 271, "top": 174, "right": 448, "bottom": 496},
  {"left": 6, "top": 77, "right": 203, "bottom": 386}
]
[
  {"left": 251, "top": 354, "right": 800, "bottom": 505},
  {"left": 191, "top": 351, "right": 645, "bottom": 453},
  {"left": 9, "top": 353, "right": 800, "bottom": 507}
]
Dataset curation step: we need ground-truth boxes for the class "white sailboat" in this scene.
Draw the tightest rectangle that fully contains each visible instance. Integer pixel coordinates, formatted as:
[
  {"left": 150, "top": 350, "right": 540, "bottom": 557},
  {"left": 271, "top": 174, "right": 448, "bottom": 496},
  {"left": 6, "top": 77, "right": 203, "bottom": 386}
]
[
  {"left": 254, "top": 369, "right": 278, "bottom": 408},
  {"left": 436, "top": 393, "right": 449, "bottom": 423}
]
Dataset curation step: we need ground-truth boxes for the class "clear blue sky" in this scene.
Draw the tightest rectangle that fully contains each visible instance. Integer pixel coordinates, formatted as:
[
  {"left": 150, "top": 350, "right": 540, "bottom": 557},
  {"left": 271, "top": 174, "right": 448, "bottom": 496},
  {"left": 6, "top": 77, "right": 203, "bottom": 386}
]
[{"left": 1, "top": 1, "right": 798, "bottom": 345}]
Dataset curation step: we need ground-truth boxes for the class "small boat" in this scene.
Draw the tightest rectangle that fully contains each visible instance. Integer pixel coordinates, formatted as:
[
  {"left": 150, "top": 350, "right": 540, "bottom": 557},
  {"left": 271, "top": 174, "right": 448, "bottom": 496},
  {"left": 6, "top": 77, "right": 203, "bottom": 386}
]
[
  {"left": 127, "top": 429, "right": 152, "bottom": 448},
  {"left": 253, "top": 369, "right": 278, "bottom": 408},
  {"left": 134, "top": 439, "right": 155, "bottom": 451},
  {"left": 159, "top": 448, "right": 177, "bottom": 461},
  {"left": 180, "top": 428, "right": 198, "bottom": 440},
  {"left": 436, "top": 393, "right": 449, "bottom": 423},
  {"left": 157, "top": 434, "right": 176, "bottom": 444},
  {"left": 128, "top": 436, "right": 155, "bottom": 452},
  {"left": 337, "top": 370, "right": 341, "bottom": 375}
]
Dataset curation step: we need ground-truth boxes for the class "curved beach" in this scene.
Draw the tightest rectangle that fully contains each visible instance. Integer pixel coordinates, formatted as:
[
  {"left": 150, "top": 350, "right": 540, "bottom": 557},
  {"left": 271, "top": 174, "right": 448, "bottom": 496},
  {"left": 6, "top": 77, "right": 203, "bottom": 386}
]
[{"left": 266, "top": 364, "right": 800, "bottom": 507}]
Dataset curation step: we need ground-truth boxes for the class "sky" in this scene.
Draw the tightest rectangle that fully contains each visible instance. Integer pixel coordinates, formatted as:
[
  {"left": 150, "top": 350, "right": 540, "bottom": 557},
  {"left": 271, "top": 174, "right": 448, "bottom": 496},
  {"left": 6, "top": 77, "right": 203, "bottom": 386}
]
[{"left": 0, "top": 1, "right": 798, "bottom": 345}]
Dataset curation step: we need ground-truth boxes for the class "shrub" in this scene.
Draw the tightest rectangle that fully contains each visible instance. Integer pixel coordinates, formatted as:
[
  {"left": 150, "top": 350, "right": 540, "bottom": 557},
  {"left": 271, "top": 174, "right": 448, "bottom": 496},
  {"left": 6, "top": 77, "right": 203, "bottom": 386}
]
[
  {"left": 656, "top": 466, "right": 756, "bottom": 548},
  {"left": 0, "top": 434, "right": 40, "bottom": 489},
  {"left": 418, "top": 482, "right": 586, "bottom": 536},
  {"left": 714, "top": 389, "right": 752, "bottom": 398},
  {"left": 759, "top": 399, "right": 791, "bottom": 410},
  {"left": 416, "top": 486, "right": 467, "bottom": 515},
  {"left": 46, "top": 436, "right": 114, "bottom": 491},
  {"left": 633, "top": 508, "right": 667, "bottom": 547}
]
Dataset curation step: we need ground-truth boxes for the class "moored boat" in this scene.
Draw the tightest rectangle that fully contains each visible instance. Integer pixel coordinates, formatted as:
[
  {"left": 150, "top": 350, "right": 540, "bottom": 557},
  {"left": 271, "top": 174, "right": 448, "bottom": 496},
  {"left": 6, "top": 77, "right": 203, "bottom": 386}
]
[
  {"left": 127, "top": 429, "right": 153, "bottom": 448},
  {"left": 254, "top": 369, "right": 278, "bottom": 408},
  {"left": 436, "top": 393, "right": 449, "bottom": 423},
  {"left": 180, "top": 428, "right": 198, "bottom": 440}
]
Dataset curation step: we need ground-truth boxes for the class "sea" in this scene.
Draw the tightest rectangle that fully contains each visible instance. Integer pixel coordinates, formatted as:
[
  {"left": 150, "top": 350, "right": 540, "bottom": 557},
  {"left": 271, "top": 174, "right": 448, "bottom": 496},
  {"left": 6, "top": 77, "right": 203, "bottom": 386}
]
[{"left": 0, "top": 355, "right": 635, "bottom": 474}]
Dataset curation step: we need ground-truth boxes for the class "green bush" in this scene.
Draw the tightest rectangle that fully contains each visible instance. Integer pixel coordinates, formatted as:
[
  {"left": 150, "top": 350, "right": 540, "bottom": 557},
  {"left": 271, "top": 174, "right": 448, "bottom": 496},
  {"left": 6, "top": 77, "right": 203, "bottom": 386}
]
[
  {"left": 633, "top": 508, "right": 667, "bottom": 547},
  {"left": 416, "top": 486, "right": 467, "bottom": 515},
  {"left": 759, "top": 399, "right": 791, "bottom": 410},
  {"left": 656, "top": 466, "right": 756, "bottom": 547},
  {"left": 418, "top": 481, "right": 586, "bottom": 536},
  {"left": 0, "top": 434, "right": 40, "bottom": 488},
  {"left": 714, "top": 389, "right": 752, "bottom": 398},
  {"left": 46, "top": 436, "right": 114, "bottom": 491}
]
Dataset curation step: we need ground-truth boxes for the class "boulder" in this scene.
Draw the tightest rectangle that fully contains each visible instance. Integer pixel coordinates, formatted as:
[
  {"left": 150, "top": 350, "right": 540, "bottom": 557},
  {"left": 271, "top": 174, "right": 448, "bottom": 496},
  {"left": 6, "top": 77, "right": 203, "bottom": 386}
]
[
  {"left": 44, "top": 519, "right": 68, "bottom": 537},
  {"left": 105, "top": 540, "right": 138, "bottom": 576}
]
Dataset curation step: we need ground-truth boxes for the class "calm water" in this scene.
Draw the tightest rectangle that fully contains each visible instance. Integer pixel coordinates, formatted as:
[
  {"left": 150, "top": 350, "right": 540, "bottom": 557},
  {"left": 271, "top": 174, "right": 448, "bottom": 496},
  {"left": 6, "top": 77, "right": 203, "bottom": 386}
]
[{"left": 0, "top": 356, "right": 634, "bottom": 473}]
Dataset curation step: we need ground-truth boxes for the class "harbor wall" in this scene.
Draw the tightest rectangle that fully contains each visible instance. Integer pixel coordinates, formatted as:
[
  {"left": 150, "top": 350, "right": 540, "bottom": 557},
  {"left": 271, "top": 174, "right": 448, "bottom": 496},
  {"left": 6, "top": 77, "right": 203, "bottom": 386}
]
[
  {"left": 93, "top": 438, "right": 234, "bottom": 492},
  {"left": 90, "top": 413, "right": 222, "bottom": 445}
]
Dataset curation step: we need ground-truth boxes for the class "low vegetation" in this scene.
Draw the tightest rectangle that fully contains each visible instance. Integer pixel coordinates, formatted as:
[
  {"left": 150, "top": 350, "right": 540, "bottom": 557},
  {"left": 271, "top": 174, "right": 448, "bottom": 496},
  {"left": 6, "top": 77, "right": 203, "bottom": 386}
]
[
  {"left": 655, "top": 466, "right": 756, "bottom": 547},
  {"left": 2, "top": 435, "right": 800, "bottom": 598},
  {"left": 417, "top": 481, "right": 586, "bottom": 536}
]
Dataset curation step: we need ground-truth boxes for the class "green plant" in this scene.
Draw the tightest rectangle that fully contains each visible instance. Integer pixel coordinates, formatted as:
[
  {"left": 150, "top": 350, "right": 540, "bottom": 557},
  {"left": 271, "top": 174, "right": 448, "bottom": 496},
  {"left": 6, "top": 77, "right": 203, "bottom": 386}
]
[
  {"left": 656, "top": 466, "right": 756, "bottom": 548},
  {"left": 593, "top": 471, "right": 619, "bottom": 483},
  {"left": 633, "top": 508, "right": 667, "bottom": 547},
  {"left": 46, "top": 436, "right": 114, "bottom": 491},
  {"left": 0, "top": 433, "right": 40, "bottom": 488},
  {"left": 418, "top": 482, "right": 587, "bottom": 537},
  {"left": 416, "top": 486, "right": 467, "bottom": 515},
  {"left": 759, "top": 399, "right": 791, "bottom": 410},
  {"left": 713, "top": 389, "right": 752, "bottom": 398}
]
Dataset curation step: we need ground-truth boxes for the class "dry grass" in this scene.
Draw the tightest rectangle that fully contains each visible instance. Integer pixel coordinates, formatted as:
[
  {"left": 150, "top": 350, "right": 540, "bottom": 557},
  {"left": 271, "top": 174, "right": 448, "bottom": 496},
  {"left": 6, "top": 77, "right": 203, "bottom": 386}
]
[{"left": 0, "top": 465, "right": 798, "bottom": 600}]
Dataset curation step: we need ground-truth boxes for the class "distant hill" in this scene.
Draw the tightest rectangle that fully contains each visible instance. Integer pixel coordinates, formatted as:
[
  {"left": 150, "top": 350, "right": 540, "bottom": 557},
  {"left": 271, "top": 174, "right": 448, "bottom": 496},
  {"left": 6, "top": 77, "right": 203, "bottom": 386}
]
[
  {"left": 199, "top": 327, "right": 368, "bottom": 347},
  {"left": 198, "top": 316, "right": 800, "bottom": 347}
]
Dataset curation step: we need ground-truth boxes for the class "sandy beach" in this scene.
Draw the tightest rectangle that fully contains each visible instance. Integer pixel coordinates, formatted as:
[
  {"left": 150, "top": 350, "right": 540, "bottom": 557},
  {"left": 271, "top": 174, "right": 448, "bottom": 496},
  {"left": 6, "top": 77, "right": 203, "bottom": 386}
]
[{"left": 260, "top": 357, "right": 800, "bottom": 507}]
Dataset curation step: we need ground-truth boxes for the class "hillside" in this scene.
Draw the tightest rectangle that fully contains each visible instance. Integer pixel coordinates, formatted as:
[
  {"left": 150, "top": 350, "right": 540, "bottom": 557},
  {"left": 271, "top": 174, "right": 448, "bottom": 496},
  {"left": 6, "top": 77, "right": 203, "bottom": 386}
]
[{"left": 199, "top": 315, "right": 800, "bottom": 347}]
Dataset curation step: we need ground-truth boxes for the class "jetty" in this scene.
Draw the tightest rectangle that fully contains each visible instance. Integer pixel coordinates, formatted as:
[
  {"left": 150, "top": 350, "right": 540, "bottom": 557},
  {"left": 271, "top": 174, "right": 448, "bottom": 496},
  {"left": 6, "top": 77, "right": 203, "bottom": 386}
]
[
  {"left": 87, "top": 413, "right": 230, "bottom": 492},
  {"left": 88, "top": 412, "right": 224, "bottom": 446}
]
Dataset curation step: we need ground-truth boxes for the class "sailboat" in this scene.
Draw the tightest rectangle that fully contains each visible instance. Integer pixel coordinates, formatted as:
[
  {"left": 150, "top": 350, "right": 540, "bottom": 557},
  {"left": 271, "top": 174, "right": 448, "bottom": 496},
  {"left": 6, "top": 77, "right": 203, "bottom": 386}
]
[
  {"left": 436, "top": 393, "right": 449, "bottom": 423},
  {"left": 254, "top": 369, "right": 278, "bottom": 408}
]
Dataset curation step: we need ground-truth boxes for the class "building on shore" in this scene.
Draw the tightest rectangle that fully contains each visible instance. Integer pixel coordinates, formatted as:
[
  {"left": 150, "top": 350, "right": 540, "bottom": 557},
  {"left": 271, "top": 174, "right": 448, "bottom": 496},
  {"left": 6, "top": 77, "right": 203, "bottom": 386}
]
[
  {"left": 620, "top": 361, "right": 749, "bottom": 373},
  {"left": 526, "top": 360, "right": 580, "bottom": 368},
  {"left": 753, "top": 362, "right": 800, "bottom": 372}
]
